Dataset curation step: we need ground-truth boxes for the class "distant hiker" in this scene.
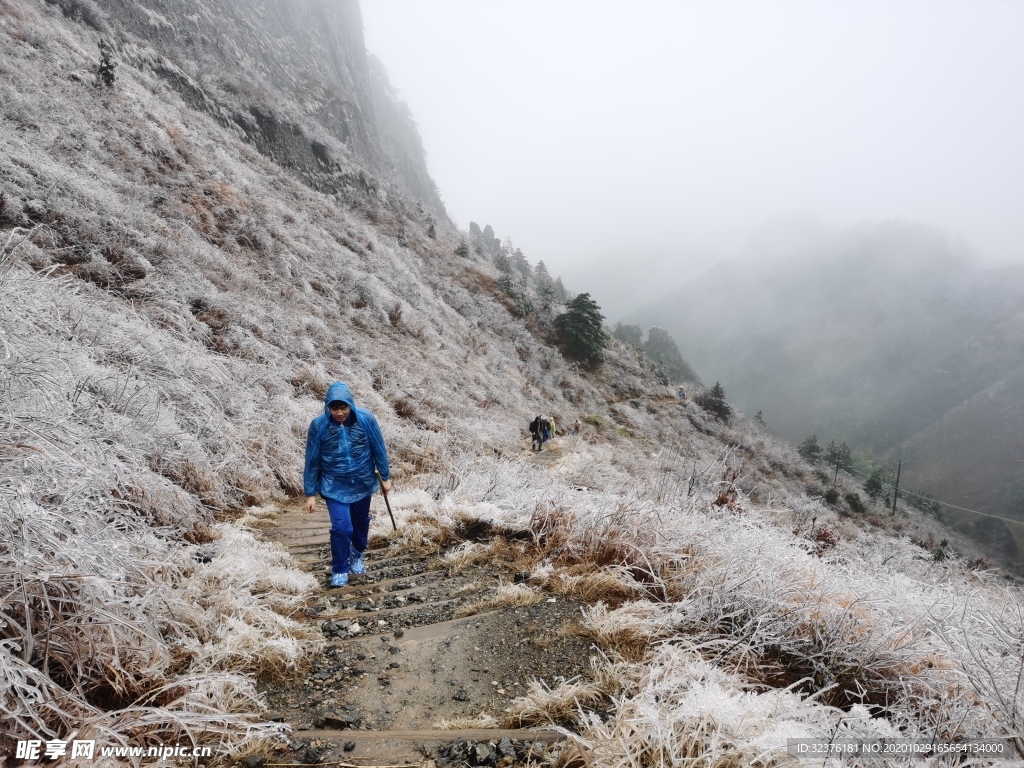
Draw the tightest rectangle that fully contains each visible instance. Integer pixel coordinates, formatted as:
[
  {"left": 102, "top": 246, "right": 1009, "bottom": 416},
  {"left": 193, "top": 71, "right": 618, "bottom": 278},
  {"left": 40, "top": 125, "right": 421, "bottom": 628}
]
[
  {"left": 529, "top": 415, "right": 543, "bottom": 451},
  {"left": 304, "top": 381, "right": 392, "bottom": 588},
  {"left": 541, "top": 416, "right": 551, "bottom": 444},
  {"left": 678, "top": 387, "right": 686, "bottom": 399},
  {"left": 549, "top": 417, "right": 557, "bottom": 437},
  {"left": 573, "top": 419, "right": 581, "bottom": 435}
]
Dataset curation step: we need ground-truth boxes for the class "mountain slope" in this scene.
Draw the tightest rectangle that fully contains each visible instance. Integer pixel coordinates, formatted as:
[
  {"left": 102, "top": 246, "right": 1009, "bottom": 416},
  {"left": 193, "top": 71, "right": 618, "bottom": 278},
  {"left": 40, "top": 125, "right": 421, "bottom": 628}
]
[
  {"left": 0, "top": 0, "right": 671, "bottom": 752},
  {"left": 66, "top": 0, "right": 445, "bottom": 216},
  {"left": 3, "top": 1, "right": 1024, "bottom": 763},
  {"left": 902, "top": 364, "right": 1024, "bottom": 518},
  {"left": 632, "top": 218, "right": 1024, "bottom": 520}
]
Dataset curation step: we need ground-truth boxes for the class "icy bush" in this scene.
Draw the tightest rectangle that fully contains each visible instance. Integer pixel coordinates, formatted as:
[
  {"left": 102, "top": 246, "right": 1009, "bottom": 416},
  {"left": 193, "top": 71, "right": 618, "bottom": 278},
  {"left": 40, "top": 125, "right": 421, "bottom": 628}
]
[{"left": 1, "top": 1, "right": 1021, "bottom": 762}]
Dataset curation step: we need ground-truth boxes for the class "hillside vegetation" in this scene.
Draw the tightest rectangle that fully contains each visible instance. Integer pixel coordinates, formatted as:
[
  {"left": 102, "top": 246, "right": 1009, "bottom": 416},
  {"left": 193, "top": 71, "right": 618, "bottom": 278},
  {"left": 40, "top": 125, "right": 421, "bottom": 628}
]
[{"left": 2, "top": 1, "right": 1023, "bottom": 765}]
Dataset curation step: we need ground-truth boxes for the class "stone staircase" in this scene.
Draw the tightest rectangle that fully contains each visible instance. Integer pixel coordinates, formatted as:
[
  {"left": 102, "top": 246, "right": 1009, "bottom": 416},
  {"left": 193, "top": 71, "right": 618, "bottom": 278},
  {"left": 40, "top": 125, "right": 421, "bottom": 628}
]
[{"left": 253, "top": 501, "right": 589, "bottom": 766}]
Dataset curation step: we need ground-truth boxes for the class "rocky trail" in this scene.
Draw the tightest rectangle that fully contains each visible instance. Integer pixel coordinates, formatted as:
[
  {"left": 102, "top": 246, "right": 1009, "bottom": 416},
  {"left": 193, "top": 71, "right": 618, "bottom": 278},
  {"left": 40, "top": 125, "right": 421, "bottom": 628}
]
[
  {"left": 524, "top": 437, "right": 566, "bottom": 468},
  {"left": 252, "top": 494, "right": 595, "bottom": 766}
]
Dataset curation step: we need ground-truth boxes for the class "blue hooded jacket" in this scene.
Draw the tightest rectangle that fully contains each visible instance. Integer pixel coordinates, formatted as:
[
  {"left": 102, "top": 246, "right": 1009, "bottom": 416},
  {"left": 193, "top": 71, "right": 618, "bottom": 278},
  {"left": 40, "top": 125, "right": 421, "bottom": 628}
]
[{"left": 303, "top": 382, "right": 390, "bottom": 503}]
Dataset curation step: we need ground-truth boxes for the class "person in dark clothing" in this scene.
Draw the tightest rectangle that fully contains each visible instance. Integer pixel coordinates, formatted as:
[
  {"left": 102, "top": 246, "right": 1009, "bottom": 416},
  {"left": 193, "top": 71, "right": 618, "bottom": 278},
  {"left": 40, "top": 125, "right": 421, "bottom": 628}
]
[
  {"left": 541, "top": 416, "right": 551, "bottom": 444},
  {"left": 304, "top": 381, "right": 392, "bottom": 587},
  {"left": 529, "top": 415, "right": 543, "bottom": 451}
]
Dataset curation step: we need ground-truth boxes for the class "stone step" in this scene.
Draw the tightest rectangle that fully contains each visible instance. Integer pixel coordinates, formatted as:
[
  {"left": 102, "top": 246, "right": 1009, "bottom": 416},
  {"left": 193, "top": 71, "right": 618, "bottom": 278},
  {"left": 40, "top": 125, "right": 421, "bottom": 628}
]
[
  {"left": 294, "top": 726, "right": 564, "bottom": 741},
  {"left": 288, "top": 727, "right": 565, "bottom": 762},
  {"left": 290, "top": 549, "right": 427, "bottom": 567},
  {"left": 340, "top": 570, "right": 445, "bottom": 594},
  {"left": 254, "top": 502, "right": 589, "bottom": 754},
  {"left": 324, "top": 610, "right": 502, "bottom": 647},
  {"left": 327, "top": 596, "right": 463, "bottom": 620}
]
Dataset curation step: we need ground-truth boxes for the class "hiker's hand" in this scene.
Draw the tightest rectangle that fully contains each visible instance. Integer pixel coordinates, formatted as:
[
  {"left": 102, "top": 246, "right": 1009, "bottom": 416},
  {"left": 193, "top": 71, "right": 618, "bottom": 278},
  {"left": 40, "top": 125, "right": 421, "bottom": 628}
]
[
  {"left": 305, "top": 496, "right": 316, "bottom": 513},
  {"left": 380, "top": 479, "right": 392, "bottom": 494}
]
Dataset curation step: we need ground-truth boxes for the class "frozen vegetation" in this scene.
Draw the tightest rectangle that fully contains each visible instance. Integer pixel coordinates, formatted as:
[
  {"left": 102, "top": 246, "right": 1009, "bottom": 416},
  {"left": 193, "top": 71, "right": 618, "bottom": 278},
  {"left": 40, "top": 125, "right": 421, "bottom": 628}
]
[{"left": 1, "top": 0, "right": 1021, "bottom": 765}]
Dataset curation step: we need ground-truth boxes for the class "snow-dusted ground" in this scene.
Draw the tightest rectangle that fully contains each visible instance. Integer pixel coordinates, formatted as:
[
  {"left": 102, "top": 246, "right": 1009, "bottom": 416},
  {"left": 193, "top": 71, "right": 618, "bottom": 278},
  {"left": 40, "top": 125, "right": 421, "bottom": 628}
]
[{"left": 1, "top": 1, "right": 1020, "bottom": 764}]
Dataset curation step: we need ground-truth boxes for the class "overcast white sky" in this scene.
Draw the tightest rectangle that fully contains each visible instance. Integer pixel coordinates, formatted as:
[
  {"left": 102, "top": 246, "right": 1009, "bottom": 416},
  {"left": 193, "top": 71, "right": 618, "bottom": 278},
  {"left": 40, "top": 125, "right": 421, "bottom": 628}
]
[{"left": 361, "top": 1, "right": 1024, "bottom": 318}]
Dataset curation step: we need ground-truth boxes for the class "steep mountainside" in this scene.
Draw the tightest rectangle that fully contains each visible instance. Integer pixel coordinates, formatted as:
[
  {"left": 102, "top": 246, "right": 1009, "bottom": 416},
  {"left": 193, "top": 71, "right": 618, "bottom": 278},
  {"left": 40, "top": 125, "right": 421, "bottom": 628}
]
[
  {"left": 0, "top": 0, "right": 674, "bottom": 751},
  {"left": 633, "top": 219, "right": 1024, "bottom": 521},
  {"left": 3, "top": 1, "right": 1024, "bottom": 764},
  {"left": 47, "top": 0, "right": 445, "bottom": 216}
]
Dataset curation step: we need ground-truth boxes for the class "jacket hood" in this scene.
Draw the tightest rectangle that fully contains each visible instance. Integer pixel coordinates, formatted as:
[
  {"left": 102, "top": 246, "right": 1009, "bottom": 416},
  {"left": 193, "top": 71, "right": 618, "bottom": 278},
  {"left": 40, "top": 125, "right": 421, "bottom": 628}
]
[{"left": 324, "top": 381, "right": 356, "bottom": 419}]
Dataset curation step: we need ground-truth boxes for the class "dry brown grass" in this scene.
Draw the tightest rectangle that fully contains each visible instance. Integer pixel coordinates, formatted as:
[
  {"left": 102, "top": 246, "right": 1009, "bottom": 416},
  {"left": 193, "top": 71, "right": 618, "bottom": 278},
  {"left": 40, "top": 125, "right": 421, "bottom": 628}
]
[
  {"left": 443, "top": 541, "right": 495, "bottom": 574},
  {"left": 432, "top": 711, "right": 500, "bottom": 729},
  {"left": 447, "top": 581, "right": 484, "bottom": 599},
  {"left": 573, "top": 602, "right": 673, "bottom": 662},
  {"left": 503, "top": 678, "right": 606, "bottom": 729},
  {"left": 548, "top": 566, "right": 644, "bottom": 608},
  {"left": 504, "top": 656, "right": 625, "bottom": 729},
  {"left": 530, "top": 503, "right": 660, "bottom": 573},
  {"left": 456, "top": 582, "right": 543, "bottom": 617}
]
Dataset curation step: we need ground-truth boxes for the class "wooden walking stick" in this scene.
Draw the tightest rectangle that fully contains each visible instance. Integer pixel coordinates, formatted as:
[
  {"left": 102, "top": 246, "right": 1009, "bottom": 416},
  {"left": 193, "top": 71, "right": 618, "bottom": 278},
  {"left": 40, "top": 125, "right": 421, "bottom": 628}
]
[{"left": 375, "top": 469, "right": 397, "bottom": 531}]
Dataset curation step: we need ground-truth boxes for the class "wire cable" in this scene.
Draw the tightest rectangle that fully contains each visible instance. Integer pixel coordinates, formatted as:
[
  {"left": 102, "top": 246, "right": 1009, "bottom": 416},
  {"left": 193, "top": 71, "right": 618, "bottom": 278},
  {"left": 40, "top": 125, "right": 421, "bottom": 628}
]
[{"left": 837, "top": 462, "right": 1024, "bottom": 526}]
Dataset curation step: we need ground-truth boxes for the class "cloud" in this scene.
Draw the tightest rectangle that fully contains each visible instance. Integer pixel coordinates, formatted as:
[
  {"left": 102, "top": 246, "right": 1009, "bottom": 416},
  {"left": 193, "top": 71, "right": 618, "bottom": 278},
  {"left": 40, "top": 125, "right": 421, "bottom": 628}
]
[{"left": 363, "top": 1, "right": 1024, "bottom": 313}]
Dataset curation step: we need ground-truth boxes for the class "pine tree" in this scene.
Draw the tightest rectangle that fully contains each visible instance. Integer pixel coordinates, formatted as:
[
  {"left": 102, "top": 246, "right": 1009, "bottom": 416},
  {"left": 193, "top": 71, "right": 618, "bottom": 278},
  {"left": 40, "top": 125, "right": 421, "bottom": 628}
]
[
  {"left": 553, "top": 276, "right": 569, "bottom": 303},
  {"left": 511, "top": 248, "right": 530, "bottom": 280},
  {"left": 454, "top": 238, "right": 469, "bottom": 257},
  {"left": 494, "top": 250, "right": 512, "bottom": 273},
  {"left": 825, "top": 441, "right": 839, "bottom": 465},
  {"left": 427, "top": 223, "right": 436, "bottom": 239},
  {"left": 864, "top": 469, "right": 885, "bottom": 501},
  {"left": 798, "top": 434, "right": 823, "bottom": 462},
  {"left": 532, "top": 262, "right": 553, "bottom": 309},
  {"left": 828, "top": 441, "right": 851, "bottom": 484},
  {"left": 696, "top": 381, "right": 732, "bottom": 421},
  {"left": 553, "top": 293, "right": 609, "bottom": 367},
  {"left": 754, "top": 411, "right": 767, "bottom": 430},
  {"left": 497, "top": 274, "right": 533, "bottom": 318},
  {"left": 537, "top": 281, "right": 556, "bottom": 311},
  {"left": 96, "top": 39, "right": 116, "bottom": 88},
  {"left": 612, "top": 322, "right": 643, "bottom": 348}
]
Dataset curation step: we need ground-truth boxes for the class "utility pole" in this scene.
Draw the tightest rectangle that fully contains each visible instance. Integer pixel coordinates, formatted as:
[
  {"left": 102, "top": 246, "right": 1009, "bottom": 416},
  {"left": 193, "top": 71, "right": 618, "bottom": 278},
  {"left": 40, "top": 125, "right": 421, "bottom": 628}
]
[{"left": 891, "top": 459, "right": 903, "bottom": 515}]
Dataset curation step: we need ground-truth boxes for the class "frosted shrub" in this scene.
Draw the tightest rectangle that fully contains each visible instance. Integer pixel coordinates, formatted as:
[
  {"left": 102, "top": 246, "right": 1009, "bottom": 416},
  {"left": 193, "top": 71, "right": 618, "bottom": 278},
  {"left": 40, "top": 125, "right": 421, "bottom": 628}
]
[
  {"left": 2, "top": 1, "right": 1021, "bottom": 760},
  {"left": 559, "top": 647, "right": 918, "bottom": 768}
]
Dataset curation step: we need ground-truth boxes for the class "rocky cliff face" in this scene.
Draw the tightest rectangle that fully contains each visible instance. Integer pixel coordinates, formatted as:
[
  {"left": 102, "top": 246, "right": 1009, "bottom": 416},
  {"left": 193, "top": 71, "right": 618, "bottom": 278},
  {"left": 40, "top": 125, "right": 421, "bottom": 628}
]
[{"left": 50, "top": 0, "right": 445, "bottom": 216}]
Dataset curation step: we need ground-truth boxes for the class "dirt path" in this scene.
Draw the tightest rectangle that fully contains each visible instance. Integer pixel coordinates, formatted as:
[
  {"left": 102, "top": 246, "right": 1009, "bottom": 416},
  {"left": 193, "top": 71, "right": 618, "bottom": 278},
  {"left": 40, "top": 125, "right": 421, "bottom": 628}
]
[
  {"left": 526, "top": 438, "right": 564, "bottom": 465},
  {"left": 254, "top": 500, "right": 595, "bottom": 766}
]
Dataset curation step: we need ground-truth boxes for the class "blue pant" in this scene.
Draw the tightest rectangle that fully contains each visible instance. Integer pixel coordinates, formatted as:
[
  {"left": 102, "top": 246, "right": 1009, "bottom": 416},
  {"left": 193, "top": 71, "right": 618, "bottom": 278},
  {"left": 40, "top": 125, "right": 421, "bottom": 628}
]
[{"left": 325, "top": 495, "right": 372, "bottom": 575}]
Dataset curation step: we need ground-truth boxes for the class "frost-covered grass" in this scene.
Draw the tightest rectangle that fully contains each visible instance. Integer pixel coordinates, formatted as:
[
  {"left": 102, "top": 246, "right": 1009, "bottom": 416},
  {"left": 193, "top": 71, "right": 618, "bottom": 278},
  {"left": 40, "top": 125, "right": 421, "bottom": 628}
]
[
  {"left": 472, "top": 445, "right": 1023, "bottom": 765},
  {"left": 456, "top": 582, "right": 544, "bottom": 617},
  {"left": 1, "top": 0, "right": 1021, "bottom": 764},
  {"left": 0, "top": 0, "right": 659, "bottom": 757},
  {"left": 350, "top": 437, "right": 1024, "bottom": 763}
]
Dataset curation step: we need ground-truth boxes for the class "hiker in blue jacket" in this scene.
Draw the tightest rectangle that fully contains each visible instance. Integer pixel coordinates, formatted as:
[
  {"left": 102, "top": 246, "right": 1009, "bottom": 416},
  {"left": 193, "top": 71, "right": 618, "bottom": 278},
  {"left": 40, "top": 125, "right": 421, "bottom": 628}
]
[{"left": 304, "top": 381, "right": 392, "bottom": 587}]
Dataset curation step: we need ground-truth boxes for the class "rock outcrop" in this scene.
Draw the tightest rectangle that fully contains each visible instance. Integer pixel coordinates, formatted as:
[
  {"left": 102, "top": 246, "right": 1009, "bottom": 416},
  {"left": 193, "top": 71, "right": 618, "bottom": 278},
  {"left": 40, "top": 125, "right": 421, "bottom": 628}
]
[{"left": 54, "top": 0, "right": 445, "bottom": 217}]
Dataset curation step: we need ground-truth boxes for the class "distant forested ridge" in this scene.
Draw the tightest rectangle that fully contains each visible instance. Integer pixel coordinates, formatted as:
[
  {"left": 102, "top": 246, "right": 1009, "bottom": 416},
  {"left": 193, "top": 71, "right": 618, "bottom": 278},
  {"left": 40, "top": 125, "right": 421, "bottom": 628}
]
[{"left": 632, "top": 218, "right": 1024, "bottom": 522}]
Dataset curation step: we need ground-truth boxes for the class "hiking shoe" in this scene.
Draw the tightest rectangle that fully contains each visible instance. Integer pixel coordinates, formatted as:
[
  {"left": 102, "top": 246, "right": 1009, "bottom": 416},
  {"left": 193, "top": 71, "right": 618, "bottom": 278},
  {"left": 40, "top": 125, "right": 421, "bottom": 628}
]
[
  {"left": 330, "top": 572, "right": 348, "bottom": 588},
  {"left": 349, "top": 545, "right": 366, "bottom": 575}
]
